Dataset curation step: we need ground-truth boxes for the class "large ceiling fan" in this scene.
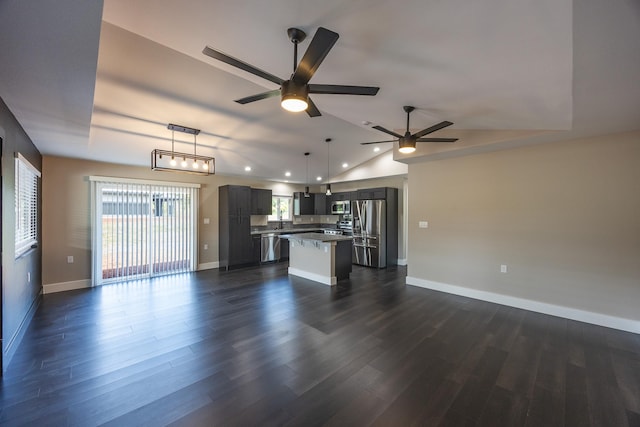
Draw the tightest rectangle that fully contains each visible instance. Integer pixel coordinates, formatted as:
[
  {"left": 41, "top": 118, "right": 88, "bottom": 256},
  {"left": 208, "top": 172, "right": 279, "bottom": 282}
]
[
  {"left": 362, "top": 106, "right": 458, "bottom": 153},
  {"left": 202, "top": 27, "right": 379, "bottom": 117}
]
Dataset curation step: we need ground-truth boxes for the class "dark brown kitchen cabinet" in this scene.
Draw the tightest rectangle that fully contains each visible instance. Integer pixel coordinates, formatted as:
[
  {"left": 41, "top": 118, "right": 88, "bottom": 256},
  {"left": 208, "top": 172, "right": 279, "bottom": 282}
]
[
  {"left": 356, "top": 187, "right": 388, "bottom": 200},
  {"left": 329, "top": 192, "right": 352, "bottom": 202},
  {"left": 251, "top": 188, "right": 272, "bottom": 215},
  {"left": 314, "top": 193, "right": 327, "bottom": 215},
  {"left": 219, "top": 185, "right": 254, "bottom": 269},
  {"left": 293, "top": 192, "right": 315, "bottom": 215}
]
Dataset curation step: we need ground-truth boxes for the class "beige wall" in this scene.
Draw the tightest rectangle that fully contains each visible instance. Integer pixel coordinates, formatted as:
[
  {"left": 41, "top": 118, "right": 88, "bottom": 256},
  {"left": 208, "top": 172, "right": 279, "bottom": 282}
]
[
  {"left": 42, "top": 156, "right": 407, "bottom": 286},
  {"left": 407, "top": 131, "right": 640, "bottom": 322},
  {"left": 41, "top": 156, "right": 303, "bottom": 286}
]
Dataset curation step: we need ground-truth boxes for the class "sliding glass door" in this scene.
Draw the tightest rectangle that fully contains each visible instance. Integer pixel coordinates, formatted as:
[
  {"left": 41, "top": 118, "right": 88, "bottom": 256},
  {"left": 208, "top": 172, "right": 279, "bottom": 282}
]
[{"left": 90, "top": 177, "right": 199, "bottom": 286}]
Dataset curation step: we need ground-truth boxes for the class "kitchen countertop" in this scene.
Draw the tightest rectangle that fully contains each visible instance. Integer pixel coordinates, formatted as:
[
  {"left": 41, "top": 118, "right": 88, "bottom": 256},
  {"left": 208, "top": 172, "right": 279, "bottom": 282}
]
[
  {"left": 279, "top": 232, "right": 353, "bottom": 242},
  {"left": 251, "top": 228, "right": 330, "bottom": 236}
]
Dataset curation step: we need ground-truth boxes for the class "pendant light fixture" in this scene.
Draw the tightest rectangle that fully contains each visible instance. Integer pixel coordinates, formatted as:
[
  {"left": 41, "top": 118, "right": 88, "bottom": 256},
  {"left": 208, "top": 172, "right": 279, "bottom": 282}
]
[
  {"left": 304, "top": 152, "right": 310, "bottom": 197},
  {"left": 152, "top": 124, "right": 215, "bottom": 175},
  {"left": 325, "top": 138, "right": 332, "bottom": 196}
]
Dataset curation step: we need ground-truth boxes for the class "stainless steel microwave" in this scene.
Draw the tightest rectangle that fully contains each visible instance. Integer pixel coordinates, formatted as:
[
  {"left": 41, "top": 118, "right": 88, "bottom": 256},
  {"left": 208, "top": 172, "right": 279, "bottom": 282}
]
[{"left": 330, "top": 200, "right": 350, "bottom": 214}]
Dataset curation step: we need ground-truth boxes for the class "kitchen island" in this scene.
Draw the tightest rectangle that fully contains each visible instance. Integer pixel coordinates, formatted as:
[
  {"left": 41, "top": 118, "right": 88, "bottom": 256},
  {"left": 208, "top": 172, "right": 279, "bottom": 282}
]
[{"left": 280, "top": 233, "right": 353, "bottom": 285}]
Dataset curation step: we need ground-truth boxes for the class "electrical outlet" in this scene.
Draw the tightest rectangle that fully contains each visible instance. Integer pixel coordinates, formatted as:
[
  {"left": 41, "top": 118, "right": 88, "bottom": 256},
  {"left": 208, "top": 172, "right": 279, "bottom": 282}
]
[
  {"left": 203, "top": 244, "right": 208, "bottom": 250},
  {"left": 67, "top": 255, "right": 74, "bottom": 264},
  {"left": 500, "top": 264, "right": 508, "bottom": 273}
]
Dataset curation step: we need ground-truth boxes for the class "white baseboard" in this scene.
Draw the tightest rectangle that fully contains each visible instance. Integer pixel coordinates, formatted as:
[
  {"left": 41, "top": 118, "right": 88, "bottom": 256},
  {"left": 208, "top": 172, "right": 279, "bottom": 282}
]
[
  {"left": 43, "top": 279, "right": 92, "bottom": 294},
  {"left": 198, "top": 262, "right": 219, "bottom": 271},
  {"left": 397, "top": 258, "right": 408, "bottom": 266},
  {"left": 406, "top": 276, "right": 640, "bottom": 334},
  {"left": 288, "top": 267, "right": 335, "bottom": 286}
]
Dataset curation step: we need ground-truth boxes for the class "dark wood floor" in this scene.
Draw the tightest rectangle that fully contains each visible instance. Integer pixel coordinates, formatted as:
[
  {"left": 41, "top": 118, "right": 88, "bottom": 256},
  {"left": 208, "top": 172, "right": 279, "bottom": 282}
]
[{"left": 1, "top": 263, "right": 639, "bottom": 426}]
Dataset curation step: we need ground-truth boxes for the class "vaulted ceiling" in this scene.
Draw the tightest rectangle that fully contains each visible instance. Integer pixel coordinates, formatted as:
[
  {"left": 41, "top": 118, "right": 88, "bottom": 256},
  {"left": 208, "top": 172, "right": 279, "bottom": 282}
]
[{"left": 1, "top": 0, "right": 638, "bottom": 183}]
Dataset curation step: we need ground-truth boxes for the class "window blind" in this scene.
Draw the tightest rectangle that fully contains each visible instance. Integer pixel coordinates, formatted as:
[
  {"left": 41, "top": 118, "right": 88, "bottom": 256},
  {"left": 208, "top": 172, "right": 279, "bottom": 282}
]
[
  {"left": 90, "top": 177, "right": 199, "bottom": 285},
  {"left": 15, "top": 154, "right": 41, "bottom": 257}
]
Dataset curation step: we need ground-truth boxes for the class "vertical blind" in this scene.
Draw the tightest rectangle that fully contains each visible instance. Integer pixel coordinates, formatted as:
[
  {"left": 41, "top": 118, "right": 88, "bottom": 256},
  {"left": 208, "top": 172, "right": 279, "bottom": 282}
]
[
  {"left": 15, "top": 153, "right": 41, "bottom": 257},
  {"left": 91, "top": 177, "right": 199, "bottom": 286}
]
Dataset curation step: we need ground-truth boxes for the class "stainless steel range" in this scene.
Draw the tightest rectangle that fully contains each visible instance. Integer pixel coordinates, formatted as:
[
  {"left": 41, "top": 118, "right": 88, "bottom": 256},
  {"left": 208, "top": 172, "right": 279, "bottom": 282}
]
[
  {"left": 323, "top": 229, "right": 343, "bottom": 235},
  {"left": 337, "top": 219, "right": 353, "bottom": 236}
]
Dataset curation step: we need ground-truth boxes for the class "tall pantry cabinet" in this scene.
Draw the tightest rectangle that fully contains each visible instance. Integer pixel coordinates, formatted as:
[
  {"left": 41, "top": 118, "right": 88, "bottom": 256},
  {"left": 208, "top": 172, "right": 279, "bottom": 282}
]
[{"left": 218, "top": 185, "right": 253, "bottom": 269}]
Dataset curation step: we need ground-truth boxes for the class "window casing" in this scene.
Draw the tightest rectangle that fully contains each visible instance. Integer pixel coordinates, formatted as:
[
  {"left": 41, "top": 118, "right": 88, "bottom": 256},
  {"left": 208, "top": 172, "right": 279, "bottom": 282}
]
[
  {"left": 268, "top": 195, "right": 292, "bottom": 221},
  {"left": 15, "top": 153, "right": 41, "bottom": 257}
]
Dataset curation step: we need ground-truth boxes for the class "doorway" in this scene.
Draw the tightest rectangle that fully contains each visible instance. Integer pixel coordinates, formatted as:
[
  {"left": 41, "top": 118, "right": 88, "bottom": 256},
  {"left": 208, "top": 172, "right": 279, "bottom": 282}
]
[{"left": 91, "top": 177, "right": 199, "bottom": 286}]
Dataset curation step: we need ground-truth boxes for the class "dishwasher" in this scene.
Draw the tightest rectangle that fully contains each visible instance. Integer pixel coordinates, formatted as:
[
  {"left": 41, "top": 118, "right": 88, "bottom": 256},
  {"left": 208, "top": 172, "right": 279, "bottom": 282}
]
[{"left": 260, "top": 233, "right": 280, "bottom": 263}]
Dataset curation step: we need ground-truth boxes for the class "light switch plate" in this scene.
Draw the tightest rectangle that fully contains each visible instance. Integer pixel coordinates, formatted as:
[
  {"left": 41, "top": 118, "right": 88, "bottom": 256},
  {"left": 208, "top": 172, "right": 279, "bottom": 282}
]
[
  {"left": 500, "top": 264, "right": 508, "bottom": 273},
  {"left": 419, "top": 221, "right": 428, "bottom": 228},
  {"left": 203, "top": 218, "right": 210, "bottom": 224}
]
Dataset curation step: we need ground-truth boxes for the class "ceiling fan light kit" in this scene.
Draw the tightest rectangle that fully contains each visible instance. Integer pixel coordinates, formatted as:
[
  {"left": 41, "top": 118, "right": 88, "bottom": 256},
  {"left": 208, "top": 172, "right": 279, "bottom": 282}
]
[
  {"left": 281, "top": 80, "right": 309, "bottom": 112},
  {"left": 398, "top": 140, "right": 416, "bottom": 154},
  {"left": 151, "top": 124, "right": 215, "bottom": 175}
]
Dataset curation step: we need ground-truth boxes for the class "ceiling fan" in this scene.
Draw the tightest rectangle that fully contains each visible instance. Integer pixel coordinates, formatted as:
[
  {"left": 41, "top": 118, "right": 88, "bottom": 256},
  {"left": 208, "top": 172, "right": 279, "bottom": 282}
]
[
  {"left": 361, "top": 106, "right": 458, "bottom": 153},
  {"left": 202, "top": 27, "right": 379, "bottom": 117}
]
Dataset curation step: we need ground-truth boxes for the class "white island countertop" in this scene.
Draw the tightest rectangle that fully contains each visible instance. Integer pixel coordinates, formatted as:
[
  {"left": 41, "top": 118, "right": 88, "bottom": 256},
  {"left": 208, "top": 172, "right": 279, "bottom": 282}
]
[
  {"left": 281, "top": 233, "right": 353, "bottom": 285},
  {"left": 279, "top": 232, "right": 353, "bottom": 242}
]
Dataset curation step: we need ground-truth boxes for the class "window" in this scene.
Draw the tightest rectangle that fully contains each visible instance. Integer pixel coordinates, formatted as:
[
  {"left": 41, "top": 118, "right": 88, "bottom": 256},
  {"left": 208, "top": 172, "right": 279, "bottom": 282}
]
[
  {"left": 15, "top": 153, "right": 41, "bottom": 257},
  {"left": 268, "top": 195, "right": 292, "bottom": 221}
]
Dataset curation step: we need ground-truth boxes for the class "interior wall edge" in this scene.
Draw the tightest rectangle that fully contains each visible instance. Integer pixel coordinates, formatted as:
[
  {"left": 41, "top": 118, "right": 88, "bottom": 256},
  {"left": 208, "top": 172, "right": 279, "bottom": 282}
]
[{"left": 3, "top": 292, "right": 42, "bottom": 371}]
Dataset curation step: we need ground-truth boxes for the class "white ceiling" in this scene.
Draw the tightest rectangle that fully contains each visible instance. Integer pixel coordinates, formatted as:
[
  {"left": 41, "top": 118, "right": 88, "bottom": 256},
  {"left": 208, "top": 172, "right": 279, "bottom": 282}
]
[{"left": 1, "top": 0, "right": 638, "bottom": 183}]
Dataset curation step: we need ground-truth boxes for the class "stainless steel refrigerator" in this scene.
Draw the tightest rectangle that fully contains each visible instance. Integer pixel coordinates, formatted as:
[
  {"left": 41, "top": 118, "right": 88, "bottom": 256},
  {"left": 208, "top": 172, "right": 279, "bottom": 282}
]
[{"left": 352, "top": 200, "right": 386, "bottom": 268}]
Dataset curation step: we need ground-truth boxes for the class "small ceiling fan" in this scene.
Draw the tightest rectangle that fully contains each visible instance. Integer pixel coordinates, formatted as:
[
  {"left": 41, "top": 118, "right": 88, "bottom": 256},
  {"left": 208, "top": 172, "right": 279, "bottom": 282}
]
[
  {"left": 202, "top": 27, "right": 379, "bottom": 117},
  {"left": 362, "top": 106, "right": 458, "bottom": 153}
]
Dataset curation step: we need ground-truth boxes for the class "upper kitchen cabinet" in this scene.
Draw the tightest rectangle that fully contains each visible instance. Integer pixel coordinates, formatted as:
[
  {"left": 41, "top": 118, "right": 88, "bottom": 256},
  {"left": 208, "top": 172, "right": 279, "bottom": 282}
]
[
  {"left": 293, "top": 192, "right": 315, "bottom": 215},
  {"left": 251, "top": 188, "right": 272, "bottom": 215},
  {"left": 314, "top": 193, "right": 327, "bottom": 215},
  {"left": 356, "top": 187, "right": 389, "bottom": 200},
  {"left": 328, "top": 191, "right": 355, "bottom": 203}
]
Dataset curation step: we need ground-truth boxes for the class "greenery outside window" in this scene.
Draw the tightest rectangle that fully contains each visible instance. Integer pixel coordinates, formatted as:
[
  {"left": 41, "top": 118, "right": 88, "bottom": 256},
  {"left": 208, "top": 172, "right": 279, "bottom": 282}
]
[{"left": 268, "top": 195, "right": 292, "bottom": 221}]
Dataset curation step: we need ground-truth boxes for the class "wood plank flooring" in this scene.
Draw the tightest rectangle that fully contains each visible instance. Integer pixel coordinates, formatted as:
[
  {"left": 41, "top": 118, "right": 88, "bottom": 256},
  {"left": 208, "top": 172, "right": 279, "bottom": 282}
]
[{"left": 1, "top": 264, "right": 639, "bottom": 426}]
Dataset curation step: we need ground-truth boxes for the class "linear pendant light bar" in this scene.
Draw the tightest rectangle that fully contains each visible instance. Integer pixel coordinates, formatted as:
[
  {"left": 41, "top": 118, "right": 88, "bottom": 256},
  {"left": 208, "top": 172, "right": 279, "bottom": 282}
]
[{"left": 151, "top": 123, "right": 215, "bottom": 175}]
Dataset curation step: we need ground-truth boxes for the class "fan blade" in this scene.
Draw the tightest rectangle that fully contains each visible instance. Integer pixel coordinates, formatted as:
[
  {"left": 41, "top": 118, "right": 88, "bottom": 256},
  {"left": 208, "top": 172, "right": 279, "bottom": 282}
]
[
  {"left": 360, "top": 140, "right": 398, "bottom": 145},
  {"left": 416, "top": 138, "right": 458, "bottom": 143},
  {"left": 305, "top": 97, "right": 322, "bottom": 117},
  {"left": 292, "top": 27, "right": 339, "bottom": 85},
  {"left": 203, "top": 46, "right": 284, "bottom": 86},
  {"left": 308, "top": 84, "right": 379, "bottom": 96},
  {"left": 413, "top": 121, "right": 454, "bottom": 138},
  {"left": 235, "top": 89, "right": 281, "bottom": 104},
  {"left": 372, "top": 125, "right": 403, "bottom": 139}
]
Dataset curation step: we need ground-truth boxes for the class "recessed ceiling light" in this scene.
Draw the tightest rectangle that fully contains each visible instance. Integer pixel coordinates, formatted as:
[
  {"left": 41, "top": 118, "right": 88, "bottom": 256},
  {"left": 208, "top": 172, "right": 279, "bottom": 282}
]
[
  {"left": 244, "top": 166, "right": 251, "bottom": 172},
  {"left": 285, "top": 171, "right": 291, "bottom": 177},
  {"left": 373, "top": 147, "right": 380, "bottom": 152},
  {"left": 342, "top": 163, "right": 348, "bottom": 168},
  {"left": 316, "top": 176, "right": 322, "bottom": 181}
]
